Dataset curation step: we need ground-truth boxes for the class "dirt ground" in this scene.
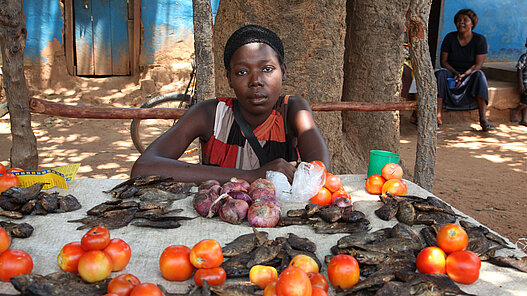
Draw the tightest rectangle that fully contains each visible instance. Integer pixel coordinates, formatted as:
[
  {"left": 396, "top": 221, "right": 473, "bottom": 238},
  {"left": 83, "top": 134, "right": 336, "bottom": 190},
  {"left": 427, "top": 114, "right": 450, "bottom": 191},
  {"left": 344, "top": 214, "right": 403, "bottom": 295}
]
[{"left": 1, "top": 70, "right": 526, "bottom": 247}]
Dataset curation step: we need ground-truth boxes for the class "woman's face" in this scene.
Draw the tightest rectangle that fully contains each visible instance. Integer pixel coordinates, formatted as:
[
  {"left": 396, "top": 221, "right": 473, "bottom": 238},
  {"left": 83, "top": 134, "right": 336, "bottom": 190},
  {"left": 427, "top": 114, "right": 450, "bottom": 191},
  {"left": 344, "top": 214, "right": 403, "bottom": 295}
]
[
  {"left": 455, "top": 14, "right": 473, "bottom": 33},
  {"left": 227, "top": 43, "right": 286, "bottom": 117}
]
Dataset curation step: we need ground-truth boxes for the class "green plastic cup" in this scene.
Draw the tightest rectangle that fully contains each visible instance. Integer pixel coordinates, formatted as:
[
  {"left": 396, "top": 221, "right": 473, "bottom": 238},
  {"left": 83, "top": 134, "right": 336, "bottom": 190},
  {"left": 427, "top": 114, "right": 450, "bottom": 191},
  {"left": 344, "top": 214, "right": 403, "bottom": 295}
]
[{"left": 367, "top": 150, "right": 400, "bottom": 177}]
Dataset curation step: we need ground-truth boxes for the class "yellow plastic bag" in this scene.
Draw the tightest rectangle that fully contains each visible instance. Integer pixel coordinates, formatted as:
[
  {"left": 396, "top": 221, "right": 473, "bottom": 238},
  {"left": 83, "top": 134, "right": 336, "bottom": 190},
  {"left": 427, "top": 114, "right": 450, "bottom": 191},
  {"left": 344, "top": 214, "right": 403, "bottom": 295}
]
[{"left": 4, "top": 164, "right": 80, "bottom": 190}]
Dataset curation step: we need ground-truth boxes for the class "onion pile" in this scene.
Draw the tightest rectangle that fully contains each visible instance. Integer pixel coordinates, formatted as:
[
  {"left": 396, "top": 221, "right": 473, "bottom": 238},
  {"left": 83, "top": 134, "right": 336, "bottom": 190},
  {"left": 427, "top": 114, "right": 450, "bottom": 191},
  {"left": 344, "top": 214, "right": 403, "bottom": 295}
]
[{"left": 192, "top": 178, "right": 281, "bottom": 227}]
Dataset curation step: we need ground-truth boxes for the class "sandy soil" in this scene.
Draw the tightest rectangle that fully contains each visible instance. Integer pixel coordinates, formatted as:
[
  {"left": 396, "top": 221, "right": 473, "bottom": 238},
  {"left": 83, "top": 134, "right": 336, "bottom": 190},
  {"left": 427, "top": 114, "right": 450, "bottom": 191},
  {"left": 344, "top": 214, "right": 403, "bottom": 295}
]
[{"left": 1, "top": 71, "right": 526, "bottom": 247}]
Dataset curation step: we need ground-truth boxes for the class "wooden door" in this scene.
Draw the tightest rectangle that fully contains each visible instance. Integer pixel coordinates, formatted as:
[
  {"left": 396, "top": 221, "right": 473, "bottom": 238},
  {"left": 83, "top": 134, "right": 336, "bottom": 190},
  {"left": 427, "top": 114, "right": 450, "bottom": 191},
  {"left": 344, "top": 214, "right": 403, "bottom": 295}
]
[{"left": 74, "top": 0, "right": 130, "bottom": 76}]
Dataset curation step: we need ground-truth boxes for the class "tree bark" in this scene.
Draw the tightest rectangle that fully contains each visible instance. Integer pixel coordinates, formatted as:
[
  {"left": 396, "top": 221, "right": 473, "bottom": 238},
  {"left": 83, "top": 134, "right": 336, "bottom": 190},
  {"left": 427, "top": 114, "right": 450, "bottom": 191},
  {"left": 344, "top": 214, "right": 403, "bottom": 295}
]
[
  {"left": 341, "top": 0, "right": 411, "bottom": 174},
  {"left": 0, "top": 0, "right": 38, "bottom": 169},
  {"left": 408, "top": 0, "right": 436, "bottom": 191},
  {"left": 192, "top": 0, "right": 215, "bottom": 102},
  {"left": 212, "top": 0, "right": 348, "bottom": 173}
]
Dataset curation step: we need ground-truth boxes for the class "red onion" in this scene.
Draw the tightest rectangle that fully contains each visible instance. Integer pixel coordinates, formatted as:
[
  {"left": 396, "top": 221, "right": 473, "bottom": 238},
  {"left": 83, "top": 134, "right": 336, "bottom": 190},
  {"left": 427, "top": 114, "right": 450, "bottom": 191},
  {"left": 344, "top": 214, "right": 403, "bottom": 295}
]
[
  {"left": 332, "top": 196, "right": 353, "bottom": 208},
  {"left": 198, "top": 180, "right": 221, "bottom": 193},
  {"left": 220, "top": 178, "right": 250, "bottom": 194},
  {"left": 219, "top": 197, "right": 249, "bottom": 224},
  {"left": 247, "top": 201, "right": 281, "bottom": 228},
  {"left": 249, "top": 178, "right": 276, "bottom": 196},
  {"left": 254, "top": 194, "right": 281, "bottom": 208},
  {"left": 193, "top": 192, "right": 216, "bottom": 217},
  {"left": 228, "top": 190, "right": 253, "bottom": 206},
  {"left": 249, "top": 188, "right": 273, "bottom": 202}
]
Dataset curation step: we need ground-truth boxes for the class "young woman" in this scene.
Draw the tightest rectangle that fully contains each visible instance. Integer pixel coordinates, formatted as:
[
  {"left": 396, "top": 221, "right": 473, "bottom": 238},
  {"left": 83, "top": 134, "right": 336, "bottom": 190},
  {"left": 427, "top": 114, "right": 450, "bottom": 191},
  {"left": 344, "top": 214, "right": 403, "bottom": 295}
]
[
  {"left": 131, "top": 25, "right": 330, "bottom": 183},
  {"left": 435, "top": 9, "right": 492, "bottom": 131}
]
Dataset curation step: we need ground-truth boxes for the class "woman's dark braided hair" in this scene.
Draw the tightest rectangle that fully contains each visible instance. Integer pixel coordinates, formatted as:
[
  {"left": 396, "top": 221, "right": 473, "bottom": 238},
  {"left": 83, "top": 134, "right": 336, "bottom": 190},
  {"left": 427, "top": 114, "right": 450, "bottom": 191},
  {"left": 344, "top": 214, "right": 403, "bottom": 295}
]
[{"left": 223, "top": 24, "right": 285, "bottom": 72}]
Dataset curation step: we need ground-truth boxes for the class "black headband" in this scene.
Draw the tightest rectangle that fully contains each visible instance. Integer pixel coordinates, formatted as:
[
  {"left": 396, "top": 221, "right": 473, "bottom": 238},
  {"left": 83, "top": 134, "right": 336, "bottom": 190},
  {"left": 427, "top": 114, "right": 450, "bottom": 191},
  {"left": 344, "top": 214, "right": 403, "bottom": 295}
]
[{"left": 223, "top": 24, "right": 284, "bottom": 71}]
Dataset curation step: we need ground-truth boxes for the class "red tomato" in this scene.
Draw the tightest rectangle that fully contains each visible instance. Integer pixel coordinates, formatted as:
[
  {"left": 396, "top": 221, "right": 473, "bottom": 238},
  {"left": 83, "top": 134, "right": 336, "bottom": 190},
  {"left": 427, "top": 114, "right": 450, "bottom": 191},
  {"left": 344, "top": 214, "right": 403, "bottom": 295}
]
[
  {"left": 365, "top": 174, "right": 386, "bottom": 195},
  {"left": 0, "top": 163, "right": 5, "bottom": 174},
  {"left": 129, "top": 283, "right": 163, "bottom": 296},
  {"left": 436, "top": 223, "right": 468, "bottom": 254},
  {"left": 107, "top": 274, "right": 141, "bottom": 296},
  {"left": 310, "top": 187, "right": 332, "bottom": 205},
  {"left": 331, "top": 188, "right": 350, "bottom": 202},
  {"left": 77, "top": 250, "right": 112, "bottom": 283},
  {"left": 327, "top": 254, "right": 359, "bottom": 289},
  {"left": 416, "top": 247, "right": 446, "bottom": 274},
  {"left": 189, "top": 239, "right": 223, "bottom": 269},
  {"left": 159, "top": 245, "right": 194, "bottom": 281},
  {"left": 289, "top": 254, "right": 319, "bottom": 273},
  {"left": 446, "top": 250, "right": 481, "bottom": 284},
  {"left": 104, "top": 294, "right": 120, "bottom": 296},
  {"left": 0, "top": 227, "right": 10, "bottom": 254},
  {"left": 275, "top": 266, "right": 312, "bottom": 296},
  {"left": 310, "top": 160, "right": 327, "bottom": 173},
  {"left": 0, "top": 173, "right": 20, "bottom": 193},
  {"left": 307, "top": 272, "right": 329, "bottom": 292},
  {"left": 193, "top": 267, "right": 227, "bottom": 286},
  {"left": 57, "top": 241, "right": 85, "bottom": 273},
  {"left": 380, "top": 163, "right": 403, "bottom": 180},
  {"left": 249, "top": 265, "right": 278, "bottom": 289},
  {"left": 312, "top": 286, "right": 328, "bottom": 296},
  {"left": 81, "top": 226, "right": 111, "bottom": 251},
  {"left": 6, "top": 168, "right": 23, "bottom": 173},
  {"left": 263, "top": 280, "right": 278, "bottom": 296},
  {"left": 103, "top": 238, "right": 131, "bottom": 271},
  {"left": 0, "top": 249, "right": 33, "bottom": 282},
  {"left": 381, "top": 179, "right": 407, "bottom": 198},
  {"left": 324, "top": 173, "right": 342, "bottom": 193}
]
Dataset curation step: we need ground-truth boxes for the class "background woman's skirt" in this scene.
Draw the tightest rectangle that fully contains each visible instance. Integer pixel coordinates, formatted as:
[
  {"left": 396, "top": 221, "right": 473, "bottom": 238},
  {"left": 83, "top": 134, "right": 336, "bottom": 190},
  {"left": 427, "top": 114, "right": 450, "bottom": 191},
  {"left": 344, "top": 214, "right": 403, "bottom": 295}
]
[{"left": 435, "top": 68, "right": 488, "bottom": 110}]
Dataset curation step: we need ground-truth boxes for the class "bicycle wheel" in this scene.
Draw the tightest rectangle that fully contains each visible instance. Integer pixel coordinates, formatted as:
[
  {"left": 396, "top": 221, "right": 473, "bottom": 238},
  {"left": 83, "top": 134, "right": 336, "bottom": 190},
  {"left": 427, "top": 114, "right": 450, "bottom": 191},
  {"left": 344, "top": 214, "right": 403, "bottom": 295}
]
[{"left": 130, "top": 93, "right": 191, "bottom": 153}]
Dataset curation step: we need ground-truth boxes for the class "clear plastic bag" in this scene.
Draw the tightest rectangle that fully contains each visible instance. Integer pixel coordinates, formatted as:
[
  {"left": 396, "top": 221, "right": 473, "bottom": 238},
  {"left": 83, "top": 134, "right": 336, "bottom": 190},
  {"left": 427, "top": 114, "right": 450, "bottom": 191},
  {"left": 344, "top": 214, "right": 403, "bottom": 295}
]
[
  {"left": 290, "top": 162, "right": 326, "bottom": 203},
  {"left": 266, "top": 171, "right": 292, "bottom": 202}
]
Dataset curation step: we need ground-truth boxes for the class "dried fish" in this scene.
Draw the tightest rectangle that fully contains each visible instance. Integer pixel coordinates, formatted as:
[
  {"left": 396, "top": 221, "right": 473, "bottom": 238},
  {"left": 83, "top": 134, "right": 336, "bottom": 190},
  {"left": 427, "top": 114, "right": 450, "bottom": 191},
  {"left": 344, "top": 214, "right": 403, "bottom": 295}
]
[
  {"left": 287, "top": 233, "right": 316, "bottom": 253},
  {"left": 11, "top": 271, "right": 110, "bottom": 296},
  {"left": 419, "top": 226, "right": 438, "bottom": 247},
  {"left": 313, "top": 218, "right": 370, "bottom": 234},
  {"left": 281, "top": 241, "right": 322, "bottom": 271},
  {"left": 375, "top": 281, "right": 411, "bottom": 296},
  {"left": 72, "top": 207, "right": 138, "bottom": 230},
  {"left": 396, "top": 200, "right": 415, "bottom": 226},
  {"left": 351, "top": 238, "right": 422, "bottom": 254},
  {"left": 40, "top": 192, "right": 60, "bottom": 213},
  {"left": 222, "top": 233, "right": 261, "bottom": 257},
  {"left": 374, "top": 198, "right": 398, "bottom": 221},
  {"left": 277, "top": 216, "right": 312, "bottom": 226},
  {"left": 0, "top": 210, "right": 24, "bottom": 219},
  {"left": 338, "top": 228, "right": 392, "bottom": 248},
  {"left": 318, "top": 205, "right": 343, "bottom": 223},
  {"left": 132, "top": 220, "right": 181, "bottom": 228},
  {"left": 286, "top": 208, "right": 306, "bottom": 217},
  {"left": 0, "top": 221, "right": 34, "bottom": 238},
  {"left": 487, "top": 256, "right": 527, "bottom": 273},
  {"left": 413, "top": 202, "right": 463, "bottom": 218},
  {"left": 305, "top": 203, "right": 327, "bottom": 217},
  {"left": 340, "top": 208, "right": 366, "bottom": 223},
  {"left": 396, "top": 272, "right": 476, "bottom": 296},
  {"left": 210, "top": 282, "right": 259, "bottom": 296},
  {"left": 1, "top": 183, "right": 46, "bottom": 203},
  {"left": 246, "top": 240, "right": 282, "bottom": 268},
  {"left": 221, "top": 252, "right": 252, "bottom": 277},
  {"left": 58, "top": 194, "right": 82, "bottom": 212},
  {"left": 19, "top": 199, "right": 37, "bottom": 215},
  {"left": 414, "top": 211, "right": 455, "bottom": 226},
  {"left": 391, "top": 223, "right": 421, "bottom": 245},
  {"left": 466, "top": 227, "right": 490, "bottom": 256}
]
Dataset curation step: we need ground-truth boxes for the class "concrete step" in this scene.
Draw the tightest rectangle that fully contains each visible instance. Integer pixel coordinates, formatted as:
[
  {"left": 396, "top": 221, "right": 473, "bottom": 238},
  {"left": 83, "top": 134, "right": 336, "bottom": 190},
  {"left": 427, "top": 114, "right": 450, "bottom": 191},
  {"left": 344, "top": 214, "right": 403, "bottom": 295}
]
[{"left": 482, "top": 62, "right": 516, "bottom": 83}]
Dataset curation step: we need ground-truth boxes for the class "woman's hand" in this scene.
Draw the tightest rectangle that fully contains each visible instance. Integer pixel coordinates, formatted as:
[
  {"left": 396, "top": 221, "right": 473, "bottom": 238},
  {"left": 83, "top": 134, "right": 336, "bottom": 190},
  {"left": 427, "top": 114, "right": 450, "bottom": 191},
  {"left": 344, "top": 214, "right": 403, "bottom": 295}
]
[{"left": 253, "top": 158, "right": 297, "bottom": 183}]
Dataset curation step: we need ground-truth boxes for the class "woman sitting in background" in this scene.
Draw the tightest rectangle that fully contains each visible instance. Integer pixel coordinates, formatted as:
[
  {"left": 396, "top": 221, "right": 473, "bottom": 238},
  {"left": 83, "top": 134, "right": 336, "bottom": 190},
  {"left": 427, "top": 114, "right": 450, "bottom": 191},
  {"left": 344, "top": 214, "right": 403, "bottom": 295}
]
[{"left": 435, "top": 9, "right": 493, "bottom": 131}]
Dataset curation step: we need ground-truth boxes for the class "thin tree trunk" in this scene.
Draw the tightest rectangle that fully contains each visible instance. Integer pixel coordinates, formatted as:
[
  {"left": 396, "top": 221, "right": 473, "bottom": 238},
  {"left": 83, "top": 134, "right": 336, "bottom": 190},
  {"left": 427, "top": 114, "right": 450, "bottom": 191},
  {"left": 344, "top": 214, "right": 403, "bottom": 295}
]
[
  {"left": 192, "top": 0, "right": 215, "bottom": 102},
  {"left": 0, "top": 0, "right": 38, "bottom": 169},
  {"left": 408, "top": 0, "right": 436, "bottom": 191}
]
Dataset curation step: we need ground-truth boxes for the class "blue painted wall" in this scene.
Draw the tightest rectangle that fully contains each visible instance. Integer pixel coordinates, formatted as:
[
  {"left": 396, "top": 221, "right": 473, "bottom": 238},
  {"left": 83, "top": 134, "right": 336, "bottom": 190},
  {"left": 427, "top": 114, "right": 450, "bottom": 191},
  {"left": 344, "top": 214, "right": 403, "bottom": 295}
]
[
  {"left": 438, "top": 0, "right": 527, "bottom": 63},
  {"left": 140, "top": 0, "right": 220, "bottom": 64},
  {"left": 24, "top": 0, "right": 63, "bottom": 64}
]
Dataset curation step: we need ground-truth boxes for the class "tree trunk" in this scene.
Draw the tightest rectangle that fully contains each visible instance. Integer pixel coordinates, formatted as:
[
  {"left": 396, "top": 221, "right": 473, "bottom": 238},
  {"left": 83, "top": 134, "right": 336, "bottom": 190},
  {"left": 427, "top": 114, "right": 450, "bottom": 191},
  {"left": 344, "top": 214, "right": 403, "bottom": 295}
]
[
  {"left": 408, "top": 0, "right": 436, "bottom": 191},
  {"left": 212, "top": 0, "right": 348, "bottom": 173},
  {"left": 192, "top": 0, "right": 215, "bottom": 102},
  {"left": 0, "top": 0, "right": 38, "bottom": 169},
  {"left": 341, "top": 0, "right": 411, "bottom": 174}
]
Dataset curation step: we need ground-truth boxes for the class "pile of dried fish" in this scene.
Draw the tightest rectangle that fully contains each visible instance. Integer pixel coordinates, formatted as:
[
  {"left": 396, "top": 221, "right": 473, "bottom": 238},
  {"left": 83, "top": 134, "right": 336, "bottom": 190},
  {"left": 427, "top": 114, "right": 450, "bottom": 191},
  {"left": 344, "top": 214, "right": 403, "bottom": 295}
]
[
  {"left": 279, "top": 203, "right": 371, "bottom": 234},
  {"left": 0, "top": 183, "right": 81, "bottom": 219},
  {"left": 330, "top": 222, "right": 476, "bottom": 295},
  {"left": 10, "top": 271, "right": 109, "bottom": 296},
  {"left": 220, "top": 229, "right": 320, "bottom": 278},
  {"left": 68, "top": 199, "right": 193, "bottom": 230},
  {"left": 374, "top": 193, "right": 461, "bottom": 226},
  {"left": 104, "top": 175, "right": 194, "bottom": 200}
]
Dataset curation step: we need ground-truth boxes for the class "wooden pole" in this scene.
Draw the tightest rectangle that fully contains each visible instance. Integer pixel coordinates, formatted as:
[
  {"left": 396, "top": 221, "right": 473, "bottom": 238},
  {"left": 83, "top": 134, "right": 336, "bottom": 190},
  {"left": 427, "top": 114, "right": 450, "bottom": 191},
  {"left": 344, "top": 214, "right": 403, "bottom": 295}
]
[
  {"left": 408, "top": 0, "right": 437, "bottom": 191},
  {"left": 192, "top": 0, "right": 215, "bottom": 101},
  {"left": 0, "top": 0, "right": 38, "bottom": 170}
]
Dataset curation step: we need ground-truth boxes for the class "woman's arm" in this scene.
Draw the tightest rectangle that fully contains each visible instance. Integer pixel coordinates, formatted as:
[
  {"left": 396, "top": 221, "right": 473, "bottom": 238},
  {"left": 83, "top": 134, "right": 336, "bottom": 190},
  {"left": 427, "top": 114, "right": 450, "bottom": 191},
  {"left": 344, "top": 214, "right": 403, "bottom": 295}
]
[
  {"left": 287, "top": 96, "right": 331, "bottom": 170},
  {"left": 440, "top": 52, "right": 460, "bottom": 77},
  {"left": 457, "top": 53, "right": 486, "bottom": 80},
  {"left": 131, "top": 100, "right": 270, "bottom": 183}
]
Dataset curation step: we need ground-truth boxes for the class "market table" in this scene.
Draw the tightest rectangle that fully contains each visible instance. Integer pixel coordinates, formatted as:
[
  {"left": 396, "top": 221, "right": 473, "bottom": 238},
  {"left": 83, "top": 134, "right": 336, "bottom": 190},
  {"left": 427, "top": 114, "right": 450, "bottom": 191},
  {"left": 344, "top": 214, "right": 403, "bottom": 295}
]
[{"left": 1, "top": 175, "right": 526, "bottom": 295}]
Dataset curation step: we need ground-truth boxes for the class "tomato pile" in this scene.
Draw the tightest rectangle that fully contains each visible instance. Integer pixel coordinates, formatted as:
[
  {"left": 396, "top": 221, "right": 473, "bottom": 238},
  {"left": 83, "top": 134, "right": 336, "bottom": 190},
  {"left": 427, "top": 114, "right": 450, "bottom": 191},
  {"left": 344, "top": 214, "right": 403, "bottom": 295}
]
[
  {"left": 365, "top": 163, "right": 407, "bottom": 197},
  {"left": 0, "top": 226, "right": 33, "bottom": 282},
  {"left": 57, "top": 226, "right": 131, "bottom": 283},
  {"left": 0, "top": 163, "right": 22, "bottom": 193},
  {"left": 309, "top": 161, "right": 352, "bottom": 206},
  {"left": 159, "top": 239, "right": 226, "bottom": 287},
  {"left": 416, "top": 223, "right": 481, "bottom": 284}
]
